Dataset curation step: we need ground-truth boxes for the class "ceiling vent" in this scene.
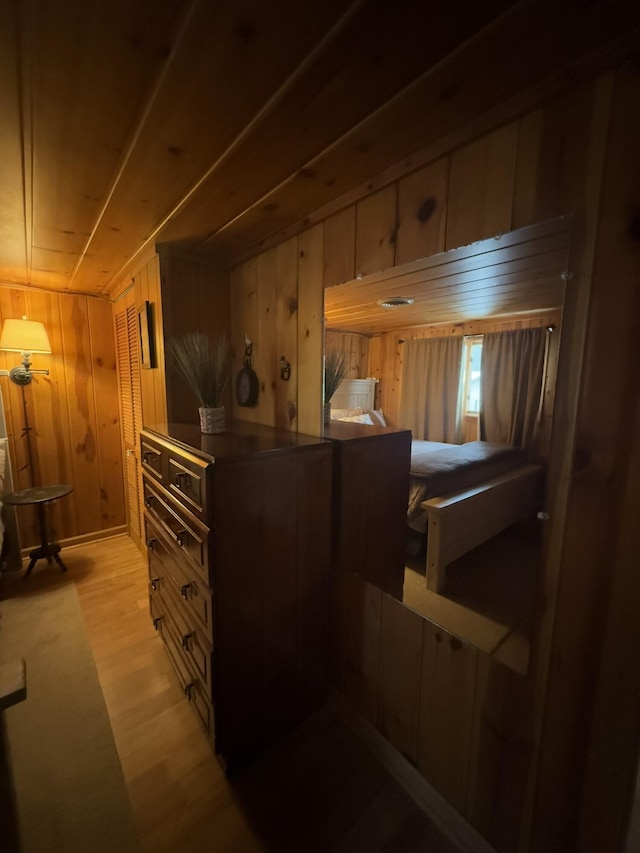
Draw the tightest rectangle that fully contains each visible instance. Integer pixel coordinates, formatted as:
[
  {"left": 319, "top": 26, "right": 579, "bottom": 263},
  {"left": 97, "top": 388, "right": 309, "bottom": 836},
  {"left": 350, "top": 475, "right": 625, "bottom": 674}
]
[{"left": 377, "top": 297, "right": 414, "bottom": 308}]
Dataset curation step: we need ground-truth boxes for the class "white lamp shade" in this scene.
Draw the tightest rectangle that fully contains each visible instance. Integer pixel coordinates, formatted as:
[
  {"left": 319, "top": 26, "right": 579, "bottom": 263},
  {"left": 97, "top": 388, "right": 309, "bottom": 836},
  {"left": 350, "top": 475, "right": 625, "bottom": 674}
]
[{"left": 0, "top": 318, "right": 51, "bottom": 354}]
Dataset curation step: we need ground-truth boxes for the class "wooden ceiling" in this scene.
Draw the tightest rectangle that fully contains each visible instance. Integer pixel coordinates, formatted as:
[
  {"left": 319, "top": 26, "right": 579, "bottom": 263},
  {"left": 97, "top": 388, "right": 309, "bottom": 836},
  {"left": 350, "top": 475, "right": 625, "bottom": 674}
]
[
  {"left": 1, "top": 0, "right": 639, "bottom": 298},
  {"left": 324, "top": 218, "right": 569, "bottom": 334}
]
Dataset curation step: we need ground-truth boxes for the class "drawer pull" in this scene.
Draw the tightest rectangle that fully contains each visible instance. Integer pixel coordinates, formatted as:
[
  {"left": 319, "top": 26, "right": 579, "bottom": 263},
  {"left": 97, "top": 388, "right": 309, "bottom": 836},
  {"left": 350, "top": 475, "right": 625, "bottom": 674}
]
[
  {"left": 144, "top": 495, "right": 154, "bottom": 508},
  {"left": 147, "top": 538, "right": 157, "bottom": 552},
  {"left": 184, "top": 683, "right": 195, "bottom": 701},
  {"left": 150, "top": 577, "right": 160, "bottom": 592},
  {"left": 181, "top": 632, "right": 194, "bottom": 652},
  {"left": 180, "top": 583, "right": 192, "bottom": 601},
  {"left": 153, "top": 616, "right": 162, "bottom": 631},
  {"left": 143, "top": 450, "right": 159, "bottom": 464},
  {"left": 175, "top": 471, "right": 192, "bottom": 489},
  {"left": 176, "top": 529, "right": 186, "bottom": 547}
]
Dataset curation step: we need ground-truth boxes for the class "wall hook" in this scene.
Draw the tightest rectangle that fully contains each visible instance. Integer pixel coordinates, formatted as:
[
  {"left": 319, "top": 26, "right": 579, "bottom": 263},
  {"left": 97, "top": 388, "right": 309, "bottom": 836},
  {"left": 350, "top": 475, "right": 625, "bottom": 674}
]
[{"left": 280, "top": 356, "right": 291, "bottom": 381}]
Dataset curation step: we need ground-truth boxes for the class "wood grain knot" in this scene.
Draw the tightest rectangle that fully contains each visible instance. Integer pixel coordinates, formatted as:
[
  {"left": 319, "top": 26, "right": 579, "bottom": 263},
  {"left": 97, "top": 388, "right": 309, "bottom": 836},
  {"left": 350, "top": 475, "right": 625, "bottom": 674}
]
[
  {"left": 289, "top": 297, "right": 298, "bottom": 316},
  {"left": 167, "top": 146, "right": 183, "bottom": 158},
  {"left": 417, "top": 198, "right": 437, "bottom": 223},
  {"left": 263, "top": 203, "right": 278, "bottom": 212},
  {"left": 449, "top": 637, "right": 463, "bottom": 652}
]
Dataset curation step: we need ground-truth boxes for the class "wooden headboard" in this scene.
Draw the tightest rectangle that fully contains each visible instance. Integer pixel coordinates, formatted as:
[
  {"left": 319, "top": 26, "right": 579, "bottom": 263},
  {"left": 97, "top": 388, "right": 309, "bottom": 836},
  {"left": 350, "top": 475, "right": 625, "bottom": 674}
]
[{"left": 331, "top": 378, "right": 377, "bottom": 411}]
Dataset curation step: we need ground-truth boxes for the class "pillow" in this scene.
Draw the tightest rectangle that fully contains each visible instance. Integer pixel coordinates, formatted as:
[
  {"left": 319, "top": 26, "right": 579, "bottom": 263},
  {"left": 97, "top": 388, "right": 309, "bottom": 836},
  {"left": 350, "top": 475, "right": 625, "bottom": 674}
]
[
  {"left": 330, "top": 407, "right": 363, "bottom": 420},
  {"left": 365, "top": 408, "right": 387, "bottom": 427},
  {"left": 336, "top": 413, "right": 374, "bottom": 425}
]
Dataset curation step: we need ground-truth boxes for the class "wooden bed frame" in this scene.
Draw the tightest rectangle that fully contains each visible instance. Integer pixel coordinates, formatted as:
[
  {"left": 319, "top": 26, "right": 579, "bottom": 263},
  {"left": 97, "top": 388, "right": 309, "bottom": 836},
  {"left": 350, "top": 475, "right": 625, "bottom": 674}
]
[{"left": 421, "top": 464, "right": 541, "bottom": 593}]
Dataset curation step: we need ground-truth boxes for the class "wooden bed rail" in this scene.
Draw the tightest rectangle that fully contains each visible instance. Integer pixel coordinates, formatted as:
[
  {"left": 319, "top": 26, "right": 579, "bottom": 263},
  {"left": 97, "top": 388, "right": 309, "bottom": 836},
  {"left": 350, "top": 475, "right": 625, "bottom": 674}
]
[{"left": 422, "top": 464, "right": 542, "bottom": 593}]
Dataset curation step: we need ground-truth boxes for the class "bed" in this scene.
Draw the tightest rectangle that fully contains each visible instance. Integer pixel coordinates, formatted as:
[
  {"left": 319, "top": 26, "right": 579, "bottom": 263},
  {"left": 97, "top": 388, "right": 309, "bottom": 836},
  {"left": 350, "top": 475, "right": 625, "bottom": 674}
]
[
  {"left": 408, "top": 439, "right": 541, "bottom": 592},
  {"left": 330, "top": 377, "right": 541, "bottom": 594}
]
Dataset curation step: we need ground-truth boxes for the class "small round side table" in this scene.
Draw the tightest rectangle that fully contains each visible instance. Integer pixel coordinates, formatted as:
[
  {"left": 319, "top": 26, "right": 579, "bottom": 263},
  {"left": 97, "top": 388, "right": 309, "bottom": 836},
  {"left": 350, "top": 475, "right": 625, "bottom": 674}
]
[{"left": 3, "top": 484, "right": 73, "bottom": 578}]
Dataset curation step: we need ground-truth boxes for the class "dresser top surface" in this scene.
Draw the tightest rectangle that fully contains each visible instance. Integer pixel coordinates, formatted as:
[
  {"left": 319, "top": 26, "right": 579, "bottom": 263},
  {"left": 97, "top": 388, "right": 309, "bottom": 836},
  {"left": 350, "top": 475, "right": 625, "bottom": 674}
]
[{"left": 143, "top": 421, "right": 328, "bottom": 463}]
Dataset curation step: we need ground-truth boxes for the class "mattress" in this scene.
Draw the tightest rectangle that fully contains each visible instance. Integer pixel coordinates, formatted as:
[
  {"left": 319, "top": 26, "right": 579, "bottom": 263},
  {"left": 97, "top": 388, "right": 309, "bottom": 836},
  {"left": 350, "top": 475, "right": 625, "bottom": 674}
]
[{"left": 407, "top": 440, "right": 526, "bottom": 531}]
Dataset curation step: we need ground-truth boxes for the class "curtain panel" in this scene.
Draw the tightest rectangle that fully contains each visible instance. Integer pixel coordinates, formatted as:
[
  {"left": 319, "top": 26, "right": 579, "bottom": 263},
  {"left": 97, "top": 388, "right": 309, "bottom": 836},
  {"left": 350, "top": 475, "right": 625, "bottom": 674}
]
[
  {"left": 480, "top": 327, "right": 547, "bottom": 449},
  {"left": 398, "top": 337, "right": 463, "bottom": 442}
]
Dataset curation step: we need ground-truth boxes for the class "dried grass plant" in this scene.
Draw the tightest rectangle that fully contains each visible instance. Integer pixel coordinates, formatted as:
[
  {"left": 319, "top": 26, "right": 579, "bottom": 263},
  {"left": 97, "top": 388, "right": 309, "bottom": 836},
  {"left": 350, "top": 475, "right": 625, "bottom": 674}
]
[
  {"left": 168, "top": 332, "right": 232, "bottom": 408},
  {"left": 324, "top": 349, "right": 348, "bottom": 403}
]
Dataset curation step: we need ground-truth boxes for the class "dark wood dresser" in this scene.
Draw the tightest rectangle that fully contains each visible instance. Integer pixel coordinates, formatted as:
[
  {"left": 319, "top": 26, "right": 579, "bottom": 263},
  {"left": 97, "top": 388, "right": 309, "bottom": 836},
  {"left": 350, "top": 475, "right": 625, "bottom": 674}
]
[
  {"left": 140, "top": 421, "right": 332, "bottom": 771},
  {"left": 324, "top": 421, "right": 411, "bottom": 600}
]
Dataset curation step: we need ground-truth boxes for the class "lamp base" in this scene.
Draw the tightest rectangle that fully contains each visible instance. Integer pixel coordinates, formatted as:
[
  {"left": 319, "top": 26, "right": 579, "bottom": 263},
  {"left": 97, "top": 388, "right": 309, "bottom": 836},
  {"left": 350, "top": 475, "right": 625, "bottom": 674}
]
[{"left": 9, "top": 366, "right": 32, "bottom": 386}]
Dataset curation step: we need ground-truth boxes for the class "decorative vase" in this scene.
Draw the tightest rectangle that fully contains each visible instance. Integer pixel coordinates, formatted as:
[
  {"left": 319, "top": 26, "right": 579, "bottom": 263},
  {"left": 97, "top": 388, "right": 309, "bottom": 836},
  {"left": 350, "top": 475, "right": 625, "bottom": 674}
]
[
  {"left": 199, "top": 405, "right": 225, "bottom": 434},
  {"left": 323, "top": 400, "right": 331, "bottom": 425}
]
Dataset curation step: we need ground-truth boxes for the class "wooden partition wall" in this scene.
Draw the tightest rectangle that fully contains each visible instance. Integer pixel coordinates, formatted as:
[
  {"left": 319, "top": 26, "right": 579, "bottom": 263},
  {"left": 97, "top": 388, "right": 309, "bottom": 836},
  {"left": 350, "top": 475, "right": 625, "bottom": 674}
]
[
  {"left": 0, "top": 287, "right": 124, "bottom": 548},
  {"left": 227, "top": 68, "right": 635, "bottom": 852}
]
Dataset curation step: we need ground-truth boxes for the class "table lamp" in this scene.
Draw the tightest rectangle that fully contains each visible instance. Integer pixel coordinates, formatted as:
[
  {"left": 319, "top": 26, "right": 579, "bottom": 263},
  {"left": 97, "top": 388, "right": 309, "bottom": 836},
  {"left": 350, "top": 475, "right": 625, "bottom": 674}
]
[{"left": 0, "top": 317, "right": 51, "bottom": 385}]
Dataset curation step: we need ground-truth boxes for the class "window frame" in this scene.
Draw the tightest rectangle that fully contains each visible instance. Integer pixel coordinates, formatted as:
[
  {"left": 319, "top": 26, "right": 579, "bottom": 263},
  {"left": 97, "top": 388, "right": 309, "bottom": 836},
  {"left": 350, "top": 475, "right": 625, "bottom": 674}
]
[{"left": 461, "top": 335, "right": 483, "bottom": 416}]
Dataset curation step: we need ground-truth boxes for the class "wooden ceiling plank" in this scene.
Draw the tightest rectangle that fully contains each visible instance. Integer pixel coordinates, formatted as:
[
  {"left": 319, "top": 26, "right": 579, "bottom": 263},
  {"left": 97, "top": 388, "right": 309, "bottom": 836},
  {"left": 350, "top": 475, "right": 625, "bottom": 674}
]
[
  {"left": 324, "top": 250, "right": 568, "bottom": 309},
  {"left": 93, "top": 0, "right": 366, "bottom": 294},
  {"left": 0, "top": 1, "right": 29, "bottom": 286},
  {"left": 29, "top": 0, "right": 193, "bottom": 291}
]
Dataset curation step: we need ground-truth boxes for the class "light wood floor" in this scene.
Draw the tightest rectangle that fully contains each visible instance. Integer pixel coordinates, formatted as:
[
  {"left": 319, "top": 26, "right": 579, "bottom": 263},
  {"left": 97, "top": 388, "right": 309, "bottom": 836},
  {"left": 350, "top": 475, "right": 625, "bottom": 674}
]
[{"left": 53, "top": 534, "right": 466, "bottom": 853}]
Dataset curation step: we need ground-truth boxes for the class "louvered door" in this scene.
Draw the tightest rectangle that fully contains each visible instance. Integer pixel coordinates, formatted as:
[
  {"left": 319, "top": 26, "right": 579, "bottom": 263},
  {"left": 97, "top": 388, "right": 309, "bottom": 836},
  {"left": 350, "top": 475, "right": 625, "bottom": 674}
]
[{"left": 115, "top": 291, "right": 144, "bottom": 546}]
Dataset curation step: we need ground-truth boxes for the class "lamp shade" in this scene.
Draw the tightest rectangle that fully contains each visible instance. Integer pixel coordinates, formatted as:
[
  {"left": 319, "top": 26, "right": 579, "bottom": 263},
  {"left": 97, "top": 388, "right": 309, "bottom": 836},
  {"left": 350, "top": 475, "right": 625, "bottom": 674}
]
[{"left": 0, "top": 318, "right": 51, "bottom": 354}]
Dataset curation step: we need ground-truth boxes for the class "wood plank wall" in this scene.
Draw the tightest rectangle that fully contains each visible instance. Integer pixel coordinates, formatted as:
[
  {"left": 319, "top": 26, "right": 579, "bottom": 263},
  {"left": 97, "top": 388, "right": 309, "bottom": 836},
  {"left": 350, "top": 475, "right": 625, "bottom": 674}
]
[
  {"left": 228, "top": 70, "right": 621, "bottom": 852},
  {"left": 331, "top": 571, "right": 530, "bottom": 851},
  {"left": 229, "top": 231, "right": 324, "bottom": 436},
  {"left": 0, "top": 286, "right": 125, "bottom": 548},
  {"left": 325, "top": 330, "right": 370, "bottom": 380}
]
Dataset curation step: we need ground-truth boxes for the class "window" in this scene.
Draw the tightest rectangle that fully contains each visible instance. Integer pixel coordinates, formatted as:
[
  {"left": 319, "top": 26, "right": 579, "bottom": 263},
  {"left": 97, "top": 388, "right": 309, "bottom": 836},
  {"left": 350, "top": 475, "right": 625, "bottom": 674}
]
[{"left": 462, "top": 337, "right": 482, "bottom": 414}]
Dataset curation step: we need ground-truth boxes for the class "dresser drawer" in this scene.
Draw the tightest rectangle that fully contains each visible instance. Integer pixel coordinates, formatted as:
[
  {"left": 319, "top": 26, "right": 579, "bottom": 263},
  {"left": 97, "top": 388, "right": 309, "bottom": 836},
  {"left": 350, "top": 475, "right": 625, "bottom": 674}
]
[
  {"left": 140, "top": 429, "right": 210, "bottom": 519},
  {"left": 150, "top": 594, "right": 215, "bottom": 738},
  {"left": 159, "top": 579, "right": 214, "bottom": 699},
  {"left": 145, "top": 517, "right": 214, "bottom": 645},
  {"left": 167, "top": 453, "right": 208, "bottom": 520},
  {"left": 143, "top": 479, "right": 212, "bottom": 585},
  {"left": 141, "top": 434, "right": 164, "bottom": 483}
]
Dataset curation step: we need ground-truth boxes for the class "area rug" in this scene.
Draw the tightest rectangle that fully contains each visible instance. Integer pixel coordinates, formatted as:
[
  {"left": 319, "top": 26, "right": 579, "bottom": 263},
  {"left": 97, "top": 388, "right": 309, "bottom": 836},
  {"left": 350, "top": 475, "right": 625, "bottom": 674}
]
[{"left": 0, "top": 572, "right": 139, "bottom": 852}]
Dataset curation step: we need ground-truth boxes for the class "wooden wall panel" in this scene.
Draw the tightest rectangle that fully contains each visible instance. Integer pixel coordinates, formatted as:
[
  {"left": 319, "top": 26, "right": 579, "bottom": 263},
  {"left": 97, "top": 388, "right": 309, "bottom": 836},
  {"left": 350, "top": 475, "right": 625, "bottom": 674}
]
[
  {"left": 59, "top": 295, "right": 103, "bottom": 537},
  {"left": 344, "top": 573, "right": 382, "bottom": 726},
  {"left": 418, "top": 624, "right": 478, "bottom": 813},
  {"left": 466, "top": 656, "right": 531, "bottom": 852},
  {"left": 297, "top": 226, "right": 323, "bottom": 437},
  {"left": 256, "top": 249, "right": 278, "bottom": 427},
  {"left": 324, "top": 330, "right": 370, "bottom": 380},
  {"left": 378, "top": 594, "right": 424, "bottom": 764},
  {"left": 230, "top": 258, "right": 260, "bottom": 425},
  {"left": 0, "top": 286, "right": 124, "bottom": 548},
  {"left": 86, "top": 297, "right": 123, "bottom": 528},
  {"left": 355, "top": 185, "right": 397, "bottom": 277},
  {"left": 530, "top": 68, "right": 639, "bottom": 853},
  {"left": 275, "top": 238, "right": 299, "bottom": 432},
  {"left": 159, "top": 250, "right": 228, "bottom": 425},
  {"left": 396, "top": 157, "right": 449, "bottom": 265},
  {"left": 323, "top": 207, "right": 355, "bottom": 288},
  {"left": 446, "top": 123, "right": 518, "bottom": 251}
]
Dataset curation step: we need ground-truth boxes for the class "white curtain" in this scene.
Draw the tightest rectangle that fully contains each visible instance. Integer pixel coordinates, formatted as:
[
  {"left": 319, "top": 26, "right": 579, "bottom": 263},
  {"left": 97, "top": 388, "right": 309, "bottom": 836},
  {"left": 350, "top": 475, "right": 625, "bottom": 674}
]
[
  {"left": 398, "top": 337, "right": 463, "bottom": 442},
  {"left": 480, "top": 327, "right": 547, "bottom": 449}
]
